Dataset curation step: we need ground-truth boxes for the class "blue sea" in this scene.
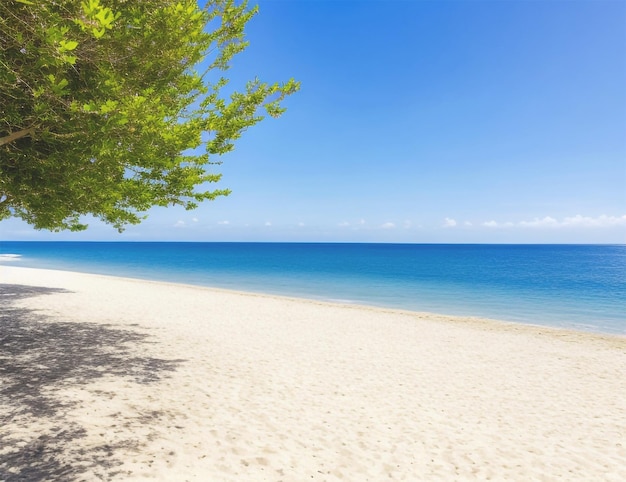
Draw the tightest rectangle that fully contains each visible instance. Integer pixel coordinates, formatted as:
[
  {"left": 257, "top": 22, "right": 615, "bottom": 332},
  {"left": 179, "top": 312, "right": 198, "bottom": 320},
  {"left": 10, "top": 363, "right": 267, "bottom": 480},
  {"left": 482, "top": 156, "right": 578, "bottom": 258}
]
[{"left": 1, "top": 242, "right": 624, "bottom": 335}]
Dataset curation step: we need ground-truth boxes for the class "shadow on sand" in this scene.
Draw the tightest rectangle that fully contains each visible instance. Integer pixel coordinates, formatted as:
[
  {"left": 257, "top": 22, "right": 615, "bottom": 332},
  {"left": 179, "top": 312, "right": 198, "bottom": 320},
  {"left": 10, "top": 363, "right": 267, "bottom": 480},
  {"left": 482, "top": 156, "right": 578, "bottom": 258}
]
[{"left": 0, "top": 284, "right": 184, "bottom": 481}]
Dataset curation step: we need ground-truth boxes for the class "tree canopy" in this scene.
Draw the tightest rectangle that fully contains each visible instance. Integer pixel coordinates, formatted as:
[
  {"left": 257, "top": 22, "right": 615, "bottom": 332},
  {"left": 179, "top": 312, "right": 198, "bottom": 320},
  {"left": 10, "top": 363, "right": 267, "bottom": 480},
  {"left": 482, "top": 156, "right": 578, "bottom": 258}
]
[{"left": 0, "top": 0, "right": 298, "bottom": 231}]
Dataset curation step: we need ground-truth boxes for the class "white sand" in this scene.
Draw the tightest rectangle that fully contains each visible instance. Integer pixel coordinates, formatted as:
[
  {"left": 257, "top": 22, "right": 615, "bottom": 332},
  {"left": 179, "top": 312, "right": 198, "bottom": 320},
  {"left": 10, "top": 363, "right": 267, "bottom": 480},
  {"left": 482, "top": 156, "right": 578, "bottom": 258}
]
[{"left": 1, "top": 265, "right": 625, "bottom": 481}]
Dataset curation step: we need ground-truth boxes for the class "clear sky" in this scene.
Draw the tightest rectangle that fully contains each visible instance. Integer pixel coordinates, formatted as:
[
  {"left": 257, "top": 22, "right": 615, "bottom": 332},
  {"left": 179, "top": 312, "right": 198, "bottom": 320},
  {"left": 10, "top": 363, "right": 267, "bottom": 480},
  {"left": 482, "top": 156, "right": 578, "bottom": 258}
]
[{"left": 2, "top": 0, "right": 625, "bottom": 243}]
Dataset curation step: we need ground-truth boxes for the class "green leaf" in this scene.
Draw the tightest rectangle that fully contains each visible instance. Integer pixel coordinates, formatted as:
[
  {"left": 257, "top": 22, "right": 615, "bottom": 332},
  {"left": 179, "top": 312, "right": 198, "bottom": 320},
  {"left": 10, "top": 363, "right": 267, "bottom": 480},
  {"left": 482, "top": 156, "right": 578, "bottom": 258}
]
[
  {"left": 63, "top": 55, "right": 78, "bottom": 65},
  {"left": 59, "top": 40, "right": 79, "bottom": 51}
]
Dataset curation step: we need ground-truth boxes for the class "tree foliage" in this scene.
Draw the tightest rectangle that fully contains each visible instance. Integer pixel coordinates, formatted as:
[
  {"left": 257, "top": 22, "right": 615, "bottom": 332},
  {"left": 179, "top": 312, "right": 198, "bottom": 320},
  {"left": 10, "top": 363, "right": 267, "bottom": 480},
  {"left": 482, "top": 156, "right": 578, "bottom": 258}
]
[{"left": 0, "top": 0, "right": 299, "bottom": 231}]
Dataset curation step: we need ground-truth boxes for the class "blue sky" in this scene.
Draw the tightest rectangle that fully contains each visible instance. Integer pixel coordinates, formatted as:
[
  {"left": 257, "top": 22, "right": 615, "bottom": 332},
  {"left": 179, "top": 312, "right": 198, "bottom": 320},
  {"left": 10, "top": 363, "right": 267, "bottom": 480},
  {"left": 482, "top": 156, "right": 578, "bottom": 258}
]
[{"left": 2, "top": 0, "right": 625, "bottom": 243}]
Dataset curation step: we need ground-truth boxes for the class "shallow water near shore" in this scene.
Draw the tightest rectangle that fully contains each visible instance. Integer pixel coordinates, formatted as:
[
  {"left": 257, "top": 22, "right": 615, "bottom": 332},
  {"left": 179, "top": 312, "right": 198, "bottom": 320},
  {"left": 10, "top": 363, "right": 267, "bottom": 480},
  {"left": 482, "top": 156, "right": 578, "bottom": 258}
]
[{"left": 1, "top": 241, "right": 624, "bottom": 334}]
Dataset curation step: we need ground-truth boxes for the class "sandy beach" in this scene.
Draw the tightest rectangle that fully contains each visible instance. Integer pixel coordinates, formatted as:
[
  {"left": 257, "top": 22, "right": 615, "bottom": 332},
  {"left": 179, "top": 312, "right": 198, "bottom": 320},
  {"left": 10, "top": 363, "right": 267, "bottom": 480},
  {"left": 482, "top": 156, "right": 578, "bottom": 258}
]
[{"left": 1, "top": 265, "right": 625, "bottom": 481}]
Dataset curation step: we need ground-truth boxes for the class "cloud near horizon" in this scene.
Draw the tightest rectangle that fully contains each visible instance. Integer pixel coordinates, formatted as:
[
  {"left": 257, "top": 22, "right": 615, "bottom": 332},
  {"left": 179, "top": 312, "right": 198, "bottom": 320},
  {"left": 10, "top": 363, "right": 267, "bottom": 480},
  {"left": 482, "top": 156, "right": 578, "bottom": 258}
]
[{"left": 483, "top": 215, "right": 626, "bottom": 229}]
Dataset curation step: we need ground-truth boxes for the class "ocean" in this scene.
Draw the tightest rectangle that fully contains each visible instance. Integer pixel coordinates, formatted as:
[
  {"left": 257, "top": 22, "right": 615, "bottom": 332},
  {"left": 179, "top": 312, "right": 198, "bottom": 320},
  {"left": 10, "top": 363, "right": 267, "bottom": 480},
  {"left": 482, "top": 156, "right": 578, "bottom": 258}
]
[{"left": 1, "top": 242, "right": 624, "bottom": 335}]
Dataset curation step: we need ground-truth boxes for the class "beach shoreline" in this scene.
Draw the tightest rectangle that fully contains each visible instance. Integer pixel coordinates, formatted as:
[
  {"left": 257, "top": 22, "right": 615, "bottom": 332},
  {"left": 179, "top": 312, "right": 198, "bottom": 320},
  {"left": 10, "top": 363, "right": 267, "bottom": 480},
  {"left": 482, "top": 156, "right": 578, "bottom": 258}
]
[
  {"left": 1, "top": 265, "right": 625, "bottom": 480},
  {"left": 2, "top": 242, "right": 624, "bottom": 336},
  {"left": 3, "top": 262, "right": 624, "bottom": 339}
]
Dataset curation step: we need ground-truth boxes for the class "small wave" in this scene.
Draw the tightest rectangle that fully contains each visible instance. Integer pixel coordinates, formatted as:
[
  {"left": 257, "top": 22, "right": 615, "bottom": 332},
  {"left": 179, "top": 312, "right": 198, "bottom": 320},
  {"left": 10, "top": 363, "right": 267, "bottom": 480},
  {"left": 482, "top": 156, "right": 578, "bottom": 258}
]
[{"left": 0, "top": 254, "right": 22, "bottom": 261}]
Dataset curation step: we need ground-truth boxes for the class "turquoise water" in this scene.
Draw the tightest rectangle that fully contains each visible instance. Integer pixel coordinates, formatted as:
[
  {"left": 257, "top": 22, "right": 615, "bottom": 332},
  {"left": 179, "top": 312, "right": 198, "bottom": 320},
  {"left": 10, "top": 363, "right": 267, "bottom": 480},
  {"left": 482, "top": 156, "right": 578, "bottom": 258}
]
[{"left": 1, "top": 242, "right": 624, "bottom": 335}]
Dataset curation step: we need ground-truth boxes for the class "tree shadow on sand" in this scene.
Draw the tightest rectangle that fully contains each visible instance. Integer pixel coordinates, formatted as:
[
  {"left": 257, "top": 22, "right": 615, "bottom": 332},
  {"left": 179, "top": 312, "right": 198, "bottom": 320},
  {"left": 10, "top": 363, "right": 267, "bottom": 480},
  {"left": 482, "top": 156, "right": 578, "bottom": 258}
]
[{"left": 0, "top": 284, "right": 185, "bottom": 481}]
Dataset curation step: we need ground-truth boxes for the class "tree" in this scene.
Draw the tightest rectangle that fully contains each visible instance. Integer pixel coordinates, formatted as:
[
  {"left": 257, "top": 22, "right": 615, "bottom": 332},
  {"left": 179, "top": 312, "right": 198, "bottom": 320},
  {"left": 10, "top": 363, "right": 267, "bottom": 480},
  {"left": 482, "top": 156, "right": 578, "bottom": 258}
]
[{"left": 0, "top": 0, "right": 299, "bottom": 231}]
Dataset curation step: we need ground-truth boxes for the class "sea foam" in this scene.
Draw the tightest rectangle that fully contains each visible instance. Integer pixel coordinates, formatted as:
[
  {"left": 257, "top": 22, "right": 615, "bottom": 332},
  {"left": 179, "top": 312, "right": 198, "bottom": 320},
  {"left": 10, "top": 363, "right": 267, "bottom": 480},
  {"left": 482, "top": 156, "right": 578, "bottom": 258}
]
[{"left": 0, "top": 254, "right": 21, "bottom": 261}]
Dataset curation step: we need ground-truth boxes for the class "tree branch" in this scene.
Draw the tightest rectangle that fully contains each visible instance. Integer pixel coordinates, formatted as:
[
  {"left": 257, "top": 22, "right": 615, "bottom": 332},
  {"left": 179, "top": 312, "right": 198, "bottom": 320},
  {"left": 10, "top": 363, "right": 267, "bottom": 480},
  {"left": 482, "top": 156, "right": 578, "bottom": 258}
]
[{"left": 0, "top": 127, "right": 36, "bottom": 147}]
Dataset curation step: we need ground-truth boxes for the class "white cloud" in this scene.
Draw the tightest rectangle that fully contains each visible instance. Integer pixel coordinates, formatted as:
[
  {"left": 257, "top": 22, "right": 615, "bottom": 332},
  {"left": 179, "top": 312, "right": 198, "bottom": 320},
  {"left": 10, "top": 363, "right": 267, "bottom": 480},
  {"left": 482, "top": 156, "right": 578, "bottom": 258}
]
[
  {"left": 192, "top": 217, "right": 199, "bottom": 223},
  {"left": 464, "top": 221, "right": 473, "bottom": 226},
  {"left": 174, "top": 220, "right": 185, "bottom": 227},
  {"left": 265, "top": 221, "right": 272, "bottom": 226},
  {"left": 484, "top": 218, "right": 553, "bottom": 228},
  {"left": 298, "top": 222, "right": 305, "bottom": 227},
  {"left": 562, "top": 214, "right": 626, "bottom": 227},
  {"left": 481, "top": 214, "right": 626, "bottom": 229},
  {"left": 381, "top": 222, "right": 395, "bottom": 229},
  {"left": 443, "top": 217, "right": 457, "bottom": 227},
  {"left": 519, "top": 216, "right": 558, "bottom": 228},
  {"left": 218, "top": 220, "right": 230, "bottom": 225},
  {"left": 358, "top": 219, "right": 366, "bottom": 225},
  {"left": 338, "top": 221, "right": 350, "bottom": 227}
]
